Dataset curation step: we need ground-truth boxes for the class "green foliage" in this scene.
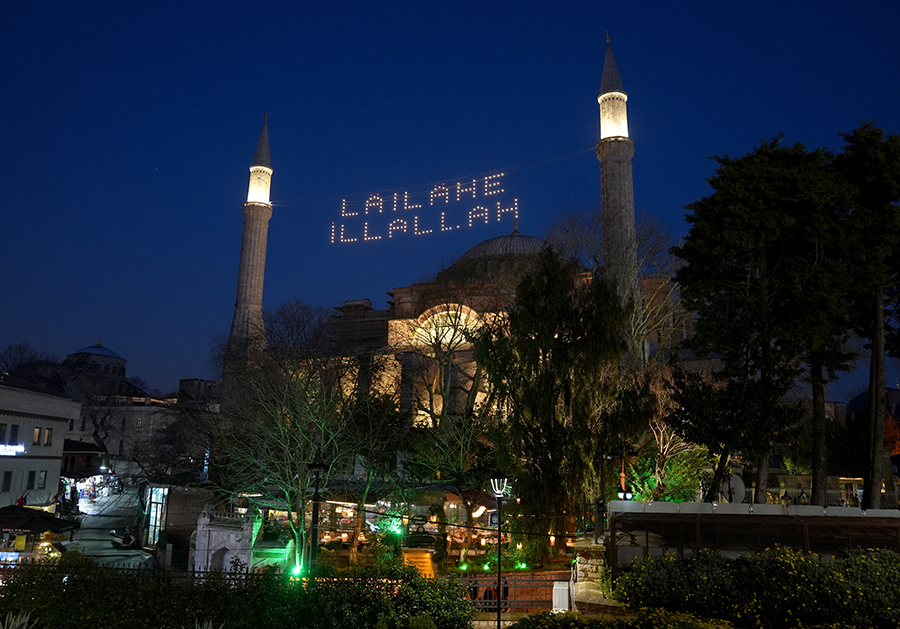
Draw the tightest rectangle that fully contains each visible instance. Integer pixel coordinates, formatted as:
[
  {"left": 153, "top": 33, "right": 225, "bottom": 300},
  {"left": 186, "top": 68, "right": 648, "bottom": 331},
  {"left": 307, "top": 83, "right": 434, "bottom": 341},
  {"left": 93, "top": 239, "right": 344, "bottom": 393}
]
[
  {"left": 665, "top": 366, "right": 801, "bottom": 501},
  {"left": 0, "top": 558, "right": 473, "bottom": 629},
  {"left": 508, "top": 609, "right": 731, "bottom": 629},
  {"left": 611, "top": 609, "right": 732, "bottom": 629},
  {"left": 509, "top": 610, "right": 588, "bottom": 629},
  {"left": 628, "top": 438, "right": 707, "bottom": 503},
  {"left": 409, "top": 615, "right": 437, "bottom": 629},
  {"left": 614, "top": 546, "right": 900, "bottom": 629},
  {"left": 476, "top": 247, "right": 628, "bottom": 559}
]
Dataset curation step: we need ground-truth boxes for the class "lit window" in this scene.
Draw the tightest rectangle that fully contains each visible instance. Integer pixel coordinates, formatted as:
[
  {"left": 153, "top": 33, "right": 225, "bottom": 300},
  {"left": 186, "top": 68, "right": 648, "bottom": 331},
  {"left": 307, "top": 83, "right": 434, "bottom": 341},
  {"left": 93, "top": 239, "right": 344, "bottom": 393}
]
[
  {"left": 44, "top": 428, "right": 52, "bottom": 446},
  {"left": 33, "top": 428, "right": 40, "bottom": 445},
  {"left": 38, "top": 471, "right": 46, "bottom": 490}
]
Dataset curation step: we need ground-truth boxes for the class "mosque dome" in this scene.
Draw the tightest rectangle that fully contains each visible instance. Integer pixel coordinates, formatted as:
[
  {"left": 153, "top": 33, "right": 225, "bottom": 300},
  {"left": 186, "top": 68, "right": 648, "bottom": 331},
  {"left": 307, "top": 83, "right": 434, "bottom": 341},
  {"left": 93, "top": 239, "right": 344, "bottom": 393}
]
[
  {"left": 433, "top": 229, "right": 547, "bottom": 288},
  {"left": 73, "top": 339, "right": 122, "bottom": 358},
  {"left": 455, "top": 229, "right": 545, "bottom": 265}
]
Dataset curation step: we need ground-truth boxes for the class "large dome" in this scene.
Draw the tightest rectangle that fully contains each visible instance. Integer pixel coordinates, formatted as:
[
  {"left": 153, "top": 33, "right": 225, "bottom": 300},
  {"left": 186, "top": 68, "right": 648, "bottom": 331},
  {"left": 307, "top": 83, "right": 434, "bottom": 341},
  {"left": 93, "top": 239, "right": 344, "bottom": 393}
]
[
  {"left": 455, "top": 229, "right": 545, "bottom": 264},
  {"left": 433, "top": 229, "right": 546, "bottom": 288}
]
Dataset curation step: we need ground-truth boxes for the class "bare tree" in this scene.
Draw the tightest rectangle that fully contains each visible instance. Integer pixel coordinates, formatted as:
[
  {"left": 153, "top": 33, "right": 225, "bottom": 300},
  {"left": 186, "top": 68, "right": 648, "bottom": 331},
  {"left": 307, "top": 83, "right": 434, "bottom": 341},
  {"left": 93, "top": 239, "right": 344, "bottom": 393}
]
[{"left": 0, "top": 342, "right": 58, "bottom": 373}]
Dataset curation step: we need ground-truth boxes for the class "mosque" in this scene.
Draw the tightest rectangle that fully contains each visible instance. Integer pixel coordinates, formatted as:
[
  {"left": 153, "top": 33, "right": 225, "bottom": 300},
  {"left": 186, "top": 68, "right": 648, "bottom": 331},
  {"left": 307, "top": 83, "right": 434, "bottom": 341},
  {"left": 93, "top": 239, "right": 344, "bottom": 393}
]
[{"left": 224, "top": 41, "right": 639, "bottom": 417}]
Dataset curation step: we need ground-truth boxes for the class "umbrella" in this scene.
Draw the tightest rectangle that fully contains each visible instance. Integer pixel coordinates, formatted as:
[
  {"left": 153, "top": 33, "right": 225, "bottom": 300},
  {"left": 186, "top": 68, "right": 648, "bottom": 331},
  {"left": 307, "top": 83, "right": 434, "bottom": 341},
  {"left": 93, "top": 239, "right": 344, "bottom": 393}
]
[{"left": 0, "top": 505, "right": 80, "bottom": 534}]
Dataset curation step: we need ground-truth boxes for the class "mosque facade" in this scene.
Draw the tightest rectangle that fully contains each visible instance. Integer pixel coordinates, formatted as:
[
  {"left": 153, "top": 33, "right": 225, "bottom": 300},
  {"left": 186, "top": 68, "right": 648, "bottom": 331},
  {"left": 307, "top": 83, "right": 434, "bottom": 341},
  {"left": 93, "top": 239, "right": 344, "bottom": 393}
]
[{"left": 224, "top": 42, "right": 638, "bottom": 403}]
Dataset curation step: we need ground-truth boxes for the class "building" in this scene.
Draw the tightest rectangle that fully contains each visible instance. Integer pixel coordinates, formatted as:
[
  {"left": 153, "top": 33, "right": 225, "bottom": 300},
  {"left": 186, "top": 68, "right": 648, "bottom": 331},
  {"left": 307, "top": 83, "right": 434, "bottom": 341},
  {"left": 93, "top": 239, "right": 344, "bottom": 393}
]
[
  {"left": 197, "top": 41, "right": 644, "bottom": 572},
  {"left": 0, "top": 374, "right": 75, "bottom": 509}
]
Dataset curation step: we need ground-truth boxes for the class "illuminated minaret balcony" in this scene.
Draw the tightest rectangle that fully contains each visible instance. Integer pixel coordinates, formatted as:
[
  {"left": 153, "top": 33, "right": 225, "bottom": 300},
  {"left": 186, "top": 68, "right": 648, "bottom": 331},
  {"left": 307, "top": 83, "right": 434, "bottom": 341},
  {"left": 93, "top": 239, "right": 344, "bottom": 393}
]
[
  {"left": 247, "top": 165, "right": 273, "bottom": 204},
  {"left": 599, "top": 90, "right": 629, "bottom": 140}
]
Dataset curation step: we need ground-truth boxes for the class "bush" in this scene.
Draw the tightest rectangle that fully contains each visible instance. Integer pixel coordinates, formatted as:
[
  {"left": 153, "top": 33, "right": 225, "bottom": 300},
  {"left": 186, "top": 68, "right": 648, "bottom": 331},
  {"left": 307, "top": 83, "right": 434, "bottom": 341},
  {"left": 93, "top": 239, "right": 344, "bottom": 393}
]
[
  {"left": 612, "top": 545, "right": 900, "bottom": 629},
  {"left": 614, "top": 549, "right": 733, "bottom": 618},
  {"left": 0, "top": 555, "right": 473, "bottom": 629},
  {"left": 509, "top": 609, "right": 731, "bottom": 629}
]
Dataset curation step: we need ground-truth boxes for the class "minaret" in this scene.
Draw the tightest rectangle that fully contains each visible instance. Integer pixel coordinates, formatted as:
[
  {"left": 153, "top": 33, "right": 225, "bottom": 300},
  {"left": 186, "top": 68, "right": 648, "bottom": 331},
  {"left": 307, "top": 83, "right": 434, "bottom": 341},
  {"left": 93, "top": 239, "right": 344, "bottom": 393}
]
[
  {"left": 226, "top": 115, "right": 273, "bottom": 366},
  {"left": 596, "top": 36, "right": 637, "bottom": 297}
]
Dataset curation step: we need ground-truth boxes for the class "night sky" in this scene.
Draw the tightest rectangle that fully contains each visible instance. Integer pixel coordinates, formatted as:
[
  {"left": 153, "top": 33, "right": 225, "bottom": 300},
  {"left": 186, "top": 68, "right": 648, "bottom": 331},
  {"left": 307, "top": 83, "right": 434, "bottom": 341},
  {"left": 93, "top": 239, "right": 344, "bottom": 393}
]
[{"left": 3, "top": 1, "right": 899, "bottom": 395}]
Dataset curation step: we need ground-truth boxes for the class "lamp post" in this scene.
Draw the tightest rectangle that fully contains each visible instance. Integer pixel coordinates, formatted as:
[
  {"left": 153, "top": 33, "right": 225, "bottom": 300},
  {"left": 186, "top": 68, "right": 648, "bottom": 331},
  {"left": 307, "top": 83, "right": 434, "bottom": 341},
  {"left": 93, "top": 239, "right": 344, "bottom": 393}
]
[
  {"left": 308, "top": 461, "right": 325, "bottom": 574},
  {"left": 490, "top": 469, "right": 507, "bottom": 629}
]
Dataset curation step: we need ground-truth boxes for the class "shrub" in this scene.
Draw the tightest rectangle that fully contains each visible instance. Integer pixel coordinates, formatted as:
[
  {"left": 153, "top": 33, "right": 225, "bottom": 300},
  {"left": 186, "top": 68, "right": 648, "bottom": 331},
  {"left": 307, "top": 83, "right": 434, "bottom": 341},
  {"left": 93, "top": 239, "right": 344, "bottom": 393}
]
[
  {"left": 509, "top": 609, "right": 730, "bottom": 629},
  {"left": 0, "top": 556, "right": 473, "bottom": 629},
  {"left": 509, "top": 610, "right": 587, "bottom": 629},
  {"left": 614, "top": 549, "right": 733, "bottom": 618},
  {"left": 612, "top": 545, "right": 900, "bottom": 629}
]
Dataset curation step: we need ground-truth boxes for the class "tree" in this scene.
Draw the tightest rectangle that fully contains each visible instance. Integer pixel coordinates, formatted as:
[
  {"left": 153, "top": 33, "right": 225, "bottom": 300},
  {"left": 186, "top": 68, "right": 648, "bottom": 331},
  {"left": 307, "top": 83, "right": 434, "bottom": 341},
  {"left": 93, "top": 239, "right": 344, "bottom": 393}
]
[
  {"left": 666, "top": 365, "right": 800, "bottom": 502},
  {"left": 211, "top": 300, "right": 400, "bottom": 573},
  {"left": 0, "top": 343, "right": 57, "bottom": 373},
  {"left": 475, "top": 247, "right": 628, "bottom": 561},
  {"left": 393, "top": 280, "right": 507, "bottom": 566},
  {"left": 547, "top": 211, "right": 690, "bottom": 364},
  {"left": 673, "top": 138, "right": 851, "bottom": 503},
  {"left": 834, "top": 123, "right": 900, "bottom": 509}
]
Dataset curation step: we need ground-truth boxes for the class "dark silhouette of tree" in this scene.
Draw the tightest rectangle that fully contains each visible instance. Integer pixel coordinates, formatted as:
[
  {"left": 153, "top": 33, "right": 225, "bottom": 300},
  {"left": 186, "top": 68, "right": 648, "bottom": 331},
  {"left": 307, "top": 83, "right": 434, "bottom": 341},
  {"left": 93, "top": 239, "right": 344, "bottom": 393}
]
[
  {"left": 835, "top": 123, "right": 900, "bottom": 509},
  {"left": 673, "top": 138, "right": 853, "bottom": 504},
  {"left": 475, "top": 247, "right": 627, "bottom": 561}
]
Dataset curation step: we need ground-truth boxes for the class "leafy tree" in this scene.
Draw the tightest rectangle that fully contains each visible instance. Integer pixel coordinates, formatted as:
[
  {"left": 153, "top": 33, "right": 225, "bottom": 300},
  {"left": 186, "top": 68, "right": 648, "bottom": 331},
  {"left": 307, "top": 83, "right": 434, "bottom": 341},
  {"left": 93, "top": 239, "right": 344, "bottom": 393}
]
[
  {"left": 673, "top": 138, "right": 850, "bottom": 503},
  {"left": 475, "top": 247, "right": 627, "bottom": 560},
  {"left": 834, "top": 123, "right": 900, "bottom": 509},
  {"left": 666, "top": 365, "right": 801, "bottom": 502}
]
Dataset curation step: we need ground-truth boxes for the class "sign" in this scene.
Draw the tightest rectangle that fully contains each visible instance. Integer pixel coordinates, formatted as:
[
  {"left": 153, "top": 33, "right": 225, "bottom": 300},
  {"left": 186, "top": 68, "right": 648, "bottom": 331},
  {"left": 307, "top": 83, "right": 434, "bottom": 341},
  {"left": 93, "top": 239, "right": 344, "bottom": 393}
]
[
  {"left": 0, "top": 445, "right": 25, "bottom": 457},
  {"left": 332, "top": 173, "right": 519, "bottom": 244}
]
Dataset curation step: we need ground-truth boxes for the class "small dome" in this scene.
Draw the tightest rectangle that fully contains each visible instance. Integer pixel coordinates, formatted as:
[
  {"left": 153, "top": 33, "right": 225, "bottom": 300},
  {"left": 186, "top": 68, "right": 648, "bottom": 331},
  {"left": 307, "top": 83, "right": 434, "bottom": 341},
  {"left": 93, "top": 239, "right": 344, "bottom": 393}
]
[
  {"left": 455, "top": 230, "right": 545, "bottom": 264},
  {"left": 73, "top": 339, "right": 122, "bottom": 359}
]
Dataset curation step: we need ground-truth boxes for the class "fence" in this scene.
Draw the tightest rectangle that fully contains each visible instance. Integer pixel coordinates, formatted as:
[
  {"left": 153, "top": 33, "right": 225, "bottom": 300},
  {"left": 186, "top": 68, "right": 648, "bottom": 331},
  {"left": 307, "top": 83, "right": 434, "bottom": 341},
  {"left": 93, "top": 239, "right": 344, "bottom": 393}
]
[
  {"left": 0, "top": 562, "right": 570, "bottom": 613},
  {"left": 607, "top": 502, "right": 900, "bottom": 581},
  {"left": 458, "top": 570, "right": 569, "bottom": 613}
]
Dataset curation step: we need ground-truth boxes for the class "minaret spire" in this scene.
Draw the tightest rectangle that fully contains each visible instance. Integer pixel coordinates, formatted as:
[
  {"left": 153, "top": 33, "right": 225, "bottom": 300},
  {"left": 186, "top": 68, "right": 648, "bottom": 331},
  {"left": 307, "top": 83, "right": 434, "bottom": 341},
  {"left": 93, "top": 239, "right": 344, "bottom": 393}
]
[
  {"left": 226, "top": 115, "right": 274, "bottom": 371},
  {"left": 596, "top": 37, "right": 638, "bottom": 304}
]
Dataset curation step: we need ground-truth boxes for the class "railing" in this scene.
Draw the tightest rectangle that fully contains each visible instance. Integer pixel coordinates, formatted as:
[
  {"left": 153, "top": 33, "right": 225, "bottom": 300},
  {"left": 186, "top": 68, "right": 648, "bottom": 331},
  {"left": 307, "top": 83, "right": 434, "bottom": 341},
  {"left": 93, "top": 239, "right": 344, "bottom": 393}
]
[
  {"left": 457, "top": 571, "right": 567, "bottom": 613},
  {"left": 0, "top": 561, "right": 571, "bottom": 613},
  {"left": 606, "top": 506, "right": 900, "bottom": 581}
]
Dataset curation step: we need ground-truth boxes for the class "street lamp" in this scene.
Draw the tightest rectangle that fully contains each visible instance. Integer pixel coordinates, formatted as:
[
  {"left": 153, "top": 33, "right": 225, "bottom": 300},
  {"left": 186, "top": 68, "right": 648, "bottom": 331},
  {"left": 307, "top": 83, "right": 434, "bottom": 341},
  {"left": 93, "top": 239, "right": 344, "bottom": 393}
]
[
  {"left": 490, "top": 469, "right": 507, "bottom": 629},
  {"left": 308, "top": 461, "right": 326, "bottom": 574}
]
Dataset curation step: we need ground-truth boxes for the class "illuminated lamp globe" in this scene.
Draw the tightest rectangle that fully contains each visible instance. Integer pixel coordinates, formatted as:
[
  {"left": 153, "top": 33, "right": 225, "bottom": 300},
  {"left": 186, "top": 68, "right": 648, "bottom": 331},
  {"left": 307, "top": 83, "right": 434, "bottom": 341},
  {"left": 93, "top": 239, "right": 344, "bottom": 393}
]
[{"left": 490, "top": 469, "right": 507, "bottom": 498}]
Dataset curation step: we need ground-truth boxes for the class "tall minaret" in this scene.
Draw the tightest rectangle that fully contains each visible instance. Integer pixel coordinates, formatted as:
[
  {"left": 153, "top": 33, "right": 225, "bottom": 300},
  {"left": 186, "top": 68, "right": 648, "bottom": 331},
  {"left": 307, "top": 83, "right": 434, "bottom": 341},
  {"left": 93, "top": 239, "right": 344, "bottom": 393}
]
[
  {"left": 596, "top": 36, "right": 637, "bottom": 297},
  {"left": 226, "top": 115, "right": 273, "bottom": 365}
]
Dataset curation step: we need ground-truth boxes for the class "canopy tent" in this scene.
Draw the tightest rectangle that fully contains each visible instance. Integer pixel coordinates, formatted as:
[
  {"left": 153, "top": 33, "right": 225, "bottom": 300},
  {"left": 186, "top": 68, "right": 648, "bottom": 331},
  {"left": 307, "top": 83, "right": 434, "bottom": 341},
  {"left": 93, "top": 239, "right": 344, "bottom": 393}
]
[{"left": 0, "top": 505, "right": 80, "bottom": 535}]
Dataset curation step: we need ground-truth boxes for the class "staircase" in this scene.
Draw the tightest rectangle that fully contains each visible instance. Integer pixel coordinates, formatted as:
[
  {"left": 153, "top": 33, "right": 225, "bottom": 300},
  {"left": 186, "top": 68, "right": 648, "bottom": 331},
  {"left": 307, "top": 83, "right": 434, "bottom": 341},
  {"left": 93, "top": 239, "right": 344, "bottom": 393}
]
[{"left": 402, "top": 549, "right": 435, "bottom": 578}]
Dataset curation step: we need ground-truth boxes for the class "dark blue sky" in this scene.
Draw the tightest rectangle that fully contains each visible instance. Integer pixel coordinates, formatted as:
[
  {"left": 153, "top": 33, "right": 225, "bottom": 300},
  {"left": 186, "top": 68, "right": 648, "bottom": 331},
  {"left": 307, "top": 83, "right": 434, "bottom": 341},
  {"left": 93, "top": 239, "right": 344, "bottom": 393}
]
[{"left": 3, "top": 1, "right": 898, "bottom": 394}]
